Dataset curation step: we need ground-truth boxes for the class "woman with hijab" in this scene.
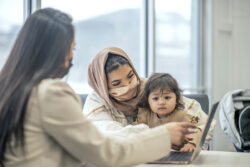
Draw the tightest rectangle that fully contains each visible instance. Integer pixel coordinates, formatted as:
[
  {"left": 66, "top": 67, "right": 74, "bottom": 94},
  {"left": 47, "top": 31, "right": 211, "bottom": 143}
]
[
  {"left": 0, "top": 8, "right": 196, "bottom": 167},
  {"left": 84, "top": 47, "right": 149, "bottom": 137},
  {"left": 84, "top": 47, "right": 197, "bottom": 146}
]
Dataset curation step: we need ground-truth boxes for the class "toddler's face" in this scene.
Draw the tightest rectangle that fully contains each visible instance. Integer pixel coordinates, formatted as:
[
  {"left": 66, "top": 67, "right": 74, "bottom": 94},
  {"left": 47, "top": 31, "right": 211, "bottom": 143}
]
[{"left": 148, "top": 88, "right": 177, "bottom": 118}]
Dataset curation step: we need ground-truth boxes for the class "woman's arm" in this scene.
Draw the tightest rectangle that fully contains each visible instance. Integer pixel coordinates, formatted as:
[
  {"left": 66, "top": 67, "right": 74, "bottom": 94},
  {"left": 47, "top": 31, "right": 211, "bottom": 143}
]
[
  {"left": 83, "top": 92, "right": 149, "bottom": 138},
  {"left": 39, "top": 80, "right": 170, "bottom": 167}
]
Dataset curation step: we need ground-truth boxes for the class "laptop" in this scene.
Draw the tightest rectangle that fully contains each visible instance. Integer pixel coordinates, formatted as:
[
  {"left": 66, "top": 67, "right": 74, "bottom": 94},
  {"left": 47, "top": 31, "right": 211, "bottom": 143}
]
[{"left": 148, "top": 102, "right": 218, "bottom": 164}]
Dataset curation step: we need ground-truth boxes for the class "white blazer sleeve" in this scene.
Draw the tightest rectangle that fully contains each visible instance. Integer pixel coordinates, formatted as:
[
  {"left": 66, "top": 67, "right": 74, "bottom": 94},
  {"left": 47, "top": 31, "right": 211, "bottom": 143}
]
[
  {"left": 82, "top": 92, "right": 149, "bottom": 138},
  {"left": 39, "top": 81, "right": 171, "bottom": 167}
]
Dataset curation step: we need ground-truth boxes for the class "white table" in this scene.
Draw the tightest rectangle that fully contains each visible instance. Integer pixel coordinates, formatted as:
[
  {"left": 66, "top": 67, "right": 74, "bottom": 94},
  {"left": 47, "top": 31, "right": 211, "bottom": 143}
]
[{"left": 133, "top": 151, "right": 250, "bottom": 167}]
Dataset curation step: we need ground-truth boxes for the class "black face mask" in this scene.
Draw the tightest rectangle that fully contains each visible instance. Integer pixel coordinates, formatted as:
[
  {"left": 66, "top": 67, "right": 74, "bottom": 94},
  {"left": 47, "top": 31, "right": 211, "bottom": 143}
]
[{"left": 58, "top": 58, "right": 73, "bottom": 78}]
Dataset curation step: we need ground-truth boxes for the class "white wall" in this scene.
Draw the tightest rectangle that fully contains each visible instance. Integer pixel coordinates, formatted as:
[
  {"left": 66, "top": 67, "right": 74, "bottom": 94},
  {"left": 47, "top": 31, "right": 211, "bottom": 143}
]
[{"left": 205, "top": 0, "right": 250, "bottom": 151}]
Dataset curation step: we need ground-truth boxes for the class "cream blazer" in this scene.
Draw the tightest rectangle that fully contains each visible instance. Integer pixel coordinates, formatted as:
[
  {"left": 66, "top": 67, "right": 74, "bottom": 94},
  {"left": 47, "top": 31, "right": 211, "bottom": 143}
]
[{"left": 4, "top": 79, "right": 171, "bottom": 167}]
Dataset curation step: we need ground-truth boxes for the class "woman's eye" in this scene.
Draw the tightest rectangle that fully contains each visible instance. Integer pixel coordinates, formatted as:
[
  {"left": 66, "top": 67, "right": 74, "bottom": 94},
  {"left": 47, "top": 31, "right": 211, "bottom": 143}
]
[
  {"left": 152, "top": 97, "right": 158, "bottom": 101},
  {"left": 128, "top": 73, "right": 134, "bottom": 78},
  {"left": 165, "top": 96, "right": 171, "bottom": 100},
  {"left": 113, "top": 82, "right": 120, "bottom": 86}
]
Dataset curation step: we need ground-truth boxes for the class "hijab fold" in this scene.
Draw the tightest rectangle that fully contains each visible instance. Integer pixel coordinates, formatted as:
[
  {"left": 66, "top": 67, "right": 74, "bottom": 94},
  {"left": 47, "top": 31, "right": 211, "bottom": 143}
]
[{"left": 88, "top": 47, "right": 146, "bottom": 117}]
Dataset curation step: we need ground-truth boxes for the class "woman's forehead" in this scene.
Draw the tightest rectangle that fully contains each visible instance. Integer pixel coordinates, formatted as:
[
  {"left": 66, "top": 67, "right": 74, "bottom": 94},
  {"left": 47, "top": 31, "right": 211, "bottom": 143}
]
[{"left": 108, "top": 64, "right": 133, "bottom": 78}]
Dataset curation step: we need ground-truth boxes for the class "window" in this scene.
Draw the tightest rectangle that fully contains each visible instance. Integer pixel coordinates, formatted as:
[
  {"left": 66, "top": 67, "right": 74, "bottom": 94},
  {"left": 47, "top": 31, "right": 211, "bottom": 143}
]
[
  {"left": 42, "top": 0, "right": 143, "bottom": 93},
  {"left": 0, "top": 0, "right": 203, "bottom": 94},
  {"left": 0, "top": 0, "right": 23, "bottom": 71},
  {"left": 155, "top": 0, "right": 201, "bottom": 93}
]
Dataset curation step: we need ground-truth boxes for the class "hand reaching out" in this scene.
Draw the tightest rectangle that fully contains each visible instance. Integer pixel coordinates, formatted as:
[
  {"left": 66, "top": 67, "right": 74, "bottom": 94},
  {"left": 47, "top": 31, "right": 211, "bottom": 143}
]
[
  {"left": 165, "top": 122, "right": 197, "bottom": 149},
  {"left": 180, "top": 143, "right": 196, "bottom": 152}
]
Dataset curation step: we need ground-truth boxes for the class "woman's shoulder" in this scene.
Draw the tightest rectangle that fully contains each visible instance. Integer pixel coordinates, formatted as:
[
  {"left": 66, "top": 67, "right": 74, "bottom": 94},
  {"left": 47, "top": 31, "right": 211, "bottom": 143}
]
[
  {"left": 85, "top": 90, "right": 110, "bottom": 106},
  {"left": 83, "top": 90, "right": 116, "bottom": 116},
  {"left": 38, "top": 78, "right": 72, "bottom": 91},
  {"left": 29, "top": 79, "right": 82, "bottom": 120},
  {"left": 181, "top": 96, "right": 204, "bottom": 117},
  {"left": 182, "top": 96, "right": 194, "bottom": 104},
  {"left": 35, "top": 78, "right": 80, "bottom": 103},
  {"left": 181, "top": 96, "right": 201, "bottom": 109},
  {"left": 88, "top": 90, "right": 104, "bottom": 101}
]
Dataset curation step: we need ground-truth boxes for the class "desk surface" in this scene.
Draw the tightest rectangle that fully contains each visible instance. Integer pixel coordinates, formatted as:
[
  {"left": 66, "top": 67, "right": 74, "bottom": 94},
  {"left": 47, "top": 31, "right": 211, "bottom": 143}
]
[{"left": 133, "top": 150, "right": 250, "bottom": 167}]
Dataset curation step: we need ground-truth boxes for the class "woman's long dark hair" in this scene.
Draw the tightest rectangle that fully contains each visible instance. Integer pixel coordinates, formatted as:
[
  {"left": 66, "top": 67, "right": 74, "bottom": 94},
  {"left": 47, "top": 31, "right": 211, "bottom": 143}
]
[{"left": 0, "top": 8, "right": 74, "bottom": 166}]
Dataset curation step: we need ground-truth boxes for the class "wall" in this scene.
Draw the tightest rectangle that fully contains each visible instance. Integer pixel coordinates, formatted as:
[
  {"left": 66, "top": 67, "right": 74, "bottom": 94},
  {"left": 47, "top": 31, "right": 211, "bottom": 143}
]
[{"left": 205, "top": 0, "right": 250, "bottom": 151}]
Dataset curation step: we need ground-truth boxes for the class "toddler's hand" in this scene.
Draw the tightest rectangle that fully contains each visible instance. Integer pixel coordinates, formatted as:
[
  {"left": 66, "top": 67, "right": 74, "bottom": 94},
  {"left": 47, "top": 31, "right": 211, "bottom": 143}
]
[{"left": 180, "top": 143, "right": 196, "bottom": 152}]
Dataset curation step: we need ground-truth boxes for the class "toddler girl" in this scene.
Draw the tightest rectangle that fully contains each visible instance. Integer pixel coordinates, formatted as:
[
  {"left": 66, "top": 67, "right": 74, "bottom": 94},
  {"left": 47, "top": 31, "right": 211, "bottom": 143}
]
[{"left": 135, "top": 73, "right": 214, "bottom": 152}]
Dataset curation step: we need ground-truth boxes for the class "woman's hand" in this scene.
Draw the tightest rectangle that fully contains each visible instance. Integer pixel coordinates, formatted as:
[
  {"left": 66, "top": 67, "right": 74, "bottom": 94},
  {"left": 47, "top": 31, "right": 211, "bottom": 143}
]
[
  {"left": 165, "top": 122, "right": 197, "bottom": 149},
  {"left": 180, "top": 143, "right": 196, "bottom": 152}
]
